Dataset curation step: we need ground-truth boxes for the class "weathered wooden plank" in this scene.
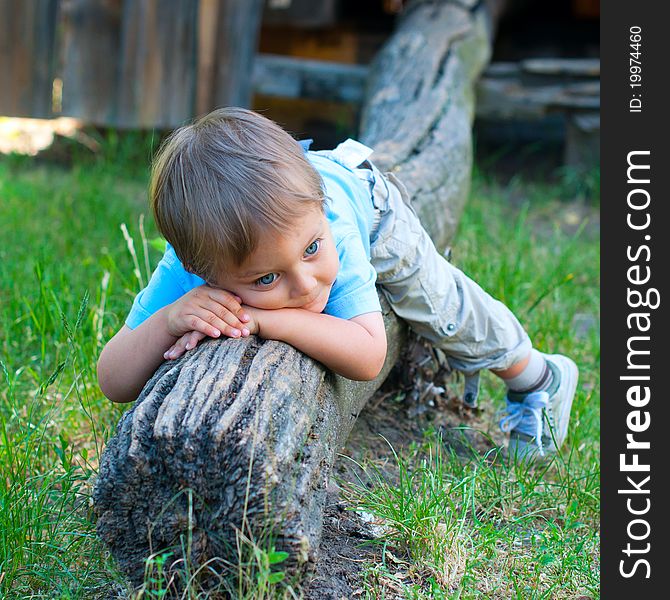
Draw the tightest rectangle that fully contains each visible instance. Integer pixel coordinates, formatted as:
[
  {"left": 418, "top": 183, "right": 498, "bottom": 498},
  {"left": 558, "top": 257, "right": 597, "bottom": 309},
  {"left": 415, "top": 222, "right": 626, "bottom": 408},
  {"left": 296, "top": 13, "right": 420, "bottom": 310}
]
[
  {"left": 476, "top": 78, "right": 599, "bottom": 120},
  {"left": 195, "top": 0, "right": 220, "bottom": 116},
  {"left": 61, "top": 0, "right": 122, "bottom": 125},
  {"left": 262, "top": 0, "right": 337, "bottom": 29},
  {"left": 61, "top": 0, "right": 262, "bottom": 128},
  {"left": 210, "top": 0, "right": 264, "bottom": 110},
  {"left": 116, "top": 0, "right": 198, "bottom": 128},
  {"left": 0, "top": 0, "right": 58, "bottom": 118},
  {"left": 253, "top": 53, "right": 368, "bottom": 103},
  {"left": 521, "top": 57, "right": 600, "bottom": 77}
]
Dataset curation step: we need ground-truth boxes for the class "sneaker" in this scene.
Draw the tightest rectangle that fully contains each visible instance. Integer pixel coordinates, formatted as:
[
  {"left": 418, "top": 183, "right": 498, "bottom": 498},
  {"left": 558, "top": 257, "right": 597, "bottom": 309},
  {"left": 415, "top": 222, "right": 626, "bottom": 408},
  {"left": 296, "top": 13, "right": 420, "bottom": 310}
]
[{"left": 500, "top": 353, "right": 579, "bottom": 461}]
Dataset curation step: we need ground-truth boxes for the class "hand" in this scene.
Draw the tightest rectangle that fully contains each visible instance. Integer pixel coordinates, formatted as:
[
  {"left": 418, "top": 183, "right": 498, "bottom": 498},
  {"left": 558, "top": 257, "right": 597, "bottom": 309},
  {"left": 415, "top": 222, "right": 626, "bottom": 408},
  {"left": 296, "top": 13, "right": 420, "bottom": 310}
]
[
  {"left": 165, "top": 285, "right": 253, "bottom": 341},
  {"left": 164, "top": 330, "right": 206, "bottom": 360},
  {"left": 240, "top": 305, "right": 264, "bottom": 336},
  {"left": 239, "top": 305, "right": 316, "bottom": 339},
  {"left": 164, "top": 306, "right": 261, "bottom": 360}
]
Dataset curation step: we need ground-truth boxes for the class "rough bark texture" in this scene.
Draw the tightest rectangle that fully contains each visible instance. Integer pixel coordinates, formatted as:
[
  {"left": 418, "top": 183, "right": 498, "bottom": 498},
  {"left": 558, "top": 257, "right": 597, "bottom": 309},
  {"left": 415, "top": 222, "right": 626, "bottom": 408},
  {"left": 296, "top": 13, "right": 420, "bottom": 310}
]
[
  {"left": 94, "top": 0, "right": 494, "bottom": 591},
  {"left": 360, "top": 0, "right": 493, "bottom": 249}
]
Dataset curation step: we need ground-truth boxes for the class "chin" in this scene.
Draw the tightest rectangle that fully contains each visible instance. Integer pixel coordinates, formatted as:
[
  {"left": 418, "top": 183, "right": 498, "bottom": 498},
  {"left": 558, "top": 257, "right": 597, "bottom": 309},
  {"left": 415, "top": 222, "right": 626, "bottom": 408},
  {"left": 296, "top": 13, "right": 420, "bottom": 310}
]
[
  {"left": 303, "top": 299, "right": 327, "bottom": 313},
  {"left": 302, "top": 289, "right": 330, "bottom": 313}
]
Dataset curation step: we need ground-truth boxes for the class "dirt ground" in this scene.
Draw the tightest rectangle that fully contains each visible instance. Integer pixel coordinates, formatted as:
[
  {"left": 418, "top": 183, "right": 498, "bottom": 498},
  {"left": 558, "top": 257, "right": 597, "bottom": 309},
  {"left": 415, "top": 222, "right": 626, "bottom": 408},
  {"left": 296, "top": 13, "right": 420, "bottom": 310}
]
[{"left": 304, "top": 342, "right": 502, "bottom": 599}]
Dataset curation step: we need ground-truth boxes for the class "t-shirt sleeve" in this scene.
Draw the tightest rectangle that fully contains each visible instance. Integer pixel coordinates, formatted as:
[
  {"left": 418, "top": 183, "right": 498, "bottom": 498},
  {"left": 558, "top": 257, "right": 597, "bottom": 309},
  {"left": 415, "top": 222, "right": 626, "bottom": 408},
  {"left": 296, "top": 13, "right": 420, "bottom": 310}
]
[
  {"left": 125, "top": 246, "right": 205, "bottom": 329},
  {"left": 324, "top": 231, "right": 381, "bottom": 320}
]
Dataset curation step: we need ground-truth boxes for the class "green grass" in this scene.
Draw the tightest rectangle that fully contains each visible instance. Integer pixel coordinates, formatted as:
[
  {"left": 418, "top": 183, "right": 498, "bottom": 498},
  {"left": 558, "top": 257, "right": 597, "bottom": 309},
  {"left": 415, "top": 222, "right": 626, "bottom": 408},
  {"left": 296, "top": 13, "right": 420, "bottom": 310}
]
[
  {"left": 0, "top": 137, "right": 599, "bottom": 598},
  {"left": 0, "top": 141, "right": 154, "bottom": 598}
]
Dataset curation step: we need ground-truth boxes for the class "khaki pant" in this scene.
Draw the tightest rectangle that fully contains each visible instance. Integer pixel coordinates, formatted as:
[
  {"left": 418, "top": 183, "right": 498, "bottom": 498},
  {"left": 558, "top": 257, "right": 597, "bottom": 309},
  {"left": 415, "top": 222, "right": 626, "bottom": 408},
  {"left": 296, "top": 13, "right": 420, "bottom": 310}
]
[{"left": 362, "top": 160, "right": 532, "bottom": 377}]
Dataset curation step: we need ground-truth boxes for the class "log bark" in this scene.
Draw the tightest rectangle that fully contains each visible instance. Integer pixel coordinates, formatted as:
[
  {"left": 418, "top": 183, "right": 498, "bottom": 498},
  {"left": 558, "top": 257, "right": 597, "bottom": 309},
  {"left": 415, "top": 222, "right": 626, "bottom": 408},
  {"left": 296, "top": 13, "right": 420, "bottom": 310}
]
[
  {"left": 94, "top": 0, "right": 495, "bottom": 591},
  {"left": 360, "top": 0, "right": 494, "bottom": 248}
]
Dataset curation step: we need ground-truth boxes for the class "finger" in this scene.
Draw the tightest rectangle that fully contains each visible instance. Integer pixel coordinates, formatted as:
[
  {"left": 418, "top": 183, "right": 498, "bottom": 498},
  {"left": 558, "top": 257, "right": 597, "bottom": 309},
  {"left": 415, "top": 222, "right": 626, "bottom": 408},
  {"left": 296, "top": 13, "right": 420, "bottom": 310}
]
[
  {"left": 186, "top": 315, "right": 223, "bottom": 339},
  {"left": 201, "top": 300, "right": 249, "bottom": 332},
  {"left": 229, "top": 295, "right": 251, "bottom": 322},
  {"left": 164, "top": 343, "right": 186, "bottom": 360},
  {"left": 177, "top": 335, "right": 195, "bottom": 353},
  {"left": 193, "top": 313, "right": 246, "bottom": 339},
  {"left": 184, "top": 331, "right": 207, "bottom": 350},
  {"left": 168, "top": 328, "right": 208, "bottom": 358},
  {"left": 207, "top": 289, "right": 243, "bottom": 312},
  {"left": 206, "top": 290, "right": 252, "bottom": 323}
]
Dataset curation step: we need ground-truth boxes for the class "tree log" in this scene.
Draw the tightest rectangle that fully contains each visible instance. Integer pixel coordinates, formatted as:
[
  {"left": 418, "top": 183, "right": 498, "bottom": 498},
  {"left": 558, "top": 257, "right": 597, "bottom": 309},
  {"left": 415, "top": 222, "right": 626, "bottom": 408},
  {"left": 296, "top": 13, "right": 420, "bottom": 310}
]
[
  {"left": 360, "top": 0, "right": 493, "bottom": 248},
  {"left": 94, "top": 0, "right": 494, "bottom": 590}
]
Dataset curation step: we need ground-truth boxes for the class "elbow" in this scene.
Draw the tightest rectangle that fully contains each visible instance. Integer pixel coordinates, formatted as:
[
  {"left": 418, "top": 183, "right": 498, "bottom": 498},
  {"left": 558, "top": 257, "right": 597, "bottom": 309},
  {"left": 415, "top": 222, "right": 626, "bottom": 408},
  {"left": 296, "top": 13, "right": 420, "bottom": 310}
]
[
  {"left": 369, "top": 354, "right": 388, "bottom": 381},
  {"left": 356, "top": 364, "right": 384, "bottom": 382},
  {"left": 97, "top": 351, "right": 133, "bottom": 404},
  {"left": 96, "top": 362, "right": 119, "bottom": 403},
  {"left": 98, "top": 379, "right": 134, "bottom": 404},
  {"left": 352, "top": 342, "right": 387, "bottom": 381}
]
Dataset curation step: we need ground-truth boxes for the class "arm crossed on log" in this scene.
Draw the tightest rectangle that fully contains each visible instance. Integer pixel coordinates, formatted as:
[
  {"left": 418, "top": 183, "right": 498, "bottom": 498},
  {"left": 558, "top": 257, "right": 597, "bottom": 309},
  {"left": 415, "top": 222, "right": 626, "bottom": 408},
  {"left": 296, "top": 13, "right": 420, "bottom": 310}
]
[
  {"left": 98, "top": 294, "right": 387, "bottom": 403},
  {"left": 97, "top": 284, "right": 253, "bottom": 403},
  {"left": 99, "top": 202, "right": 389, "bottom": 401},
  {"left": 248, "top": 306, "right": 387, "bottom": 382},
  {"left": 168, "top": 305, "right": 386, "bottom": 382}
]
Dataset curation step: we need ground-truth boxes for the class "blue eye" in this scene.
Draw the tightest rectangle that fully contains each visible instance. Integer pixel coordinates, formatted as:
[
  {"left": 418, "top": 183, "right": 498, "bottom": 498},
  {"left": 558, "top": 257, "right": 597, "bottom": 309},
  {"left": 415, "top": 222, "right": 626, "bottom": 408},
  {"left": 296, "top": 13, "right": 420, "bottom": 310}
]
[
  {"left": 305, "top": 240, "right": 320, "bottom": 256},
  {"left": 257, "top": 273, "right": 277, "bottom": 286}
]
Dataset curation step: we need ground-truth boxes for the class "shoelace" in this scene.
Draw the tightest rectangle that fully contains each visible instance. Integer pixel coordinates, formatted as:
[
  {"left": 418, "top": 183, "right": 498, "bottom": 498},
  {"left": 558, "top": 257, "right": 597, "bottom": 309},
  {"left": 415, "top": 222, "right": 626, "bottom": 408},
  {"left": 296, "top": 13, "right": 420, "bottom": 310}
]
[{"left": 499, "top": 391, "right": 550, "bottom": 455}]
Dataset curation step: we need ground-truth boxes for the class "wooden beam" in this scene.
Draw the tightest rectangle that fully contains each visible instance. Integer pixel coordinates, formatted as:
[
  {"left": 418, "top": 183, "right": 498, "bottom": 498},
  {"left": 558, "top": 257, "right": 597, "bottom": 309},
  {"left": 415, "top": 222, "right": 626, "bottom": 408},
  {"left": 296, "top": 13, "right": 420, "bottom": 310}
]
[
  {"left": 253, "top": 54, "right": 601, "bottom": 127},
  {"left": 253, "top": 53, "right": 369, "bottom": 103}
]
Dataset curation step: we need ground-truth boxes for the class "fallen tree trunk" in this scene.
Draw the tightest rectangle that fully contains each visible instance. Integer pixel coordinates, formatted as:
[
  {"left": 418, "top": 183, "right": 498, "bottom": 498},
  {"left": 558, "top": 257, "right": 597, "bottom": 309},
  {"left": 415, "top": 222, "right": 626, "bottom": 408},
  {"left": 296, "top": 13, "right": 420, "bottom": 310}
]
[
  {"left": 94, "top": 0, "right": 495, "bottom": 590},
  {"left": 360, "top": 0, "right": 493, "bottom": 246}
]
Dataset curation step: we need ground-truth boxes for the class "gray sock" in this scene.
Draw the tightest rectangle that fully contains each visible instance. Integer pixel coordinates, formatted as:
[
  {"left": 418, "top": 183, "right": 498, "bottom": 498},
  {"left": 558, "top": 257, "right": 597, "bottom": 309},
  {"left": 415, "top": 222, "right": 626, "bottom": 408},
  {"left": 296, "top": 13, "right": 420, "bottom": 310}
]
[{"left": 504, "top": 349, "right": 554, "bottom": 401}]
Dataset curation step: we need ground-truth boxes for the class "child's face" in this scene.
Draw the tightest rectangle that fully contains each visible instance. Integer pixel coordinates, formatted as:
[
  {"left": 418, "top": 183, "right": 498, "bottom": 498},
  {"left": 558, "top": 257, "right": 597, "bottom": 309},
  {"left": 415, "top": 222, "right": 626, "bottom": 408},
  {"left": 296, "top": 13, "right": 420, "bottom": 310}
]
[{"left": 212, "top": 207, "right": 339, "bottom": 313}]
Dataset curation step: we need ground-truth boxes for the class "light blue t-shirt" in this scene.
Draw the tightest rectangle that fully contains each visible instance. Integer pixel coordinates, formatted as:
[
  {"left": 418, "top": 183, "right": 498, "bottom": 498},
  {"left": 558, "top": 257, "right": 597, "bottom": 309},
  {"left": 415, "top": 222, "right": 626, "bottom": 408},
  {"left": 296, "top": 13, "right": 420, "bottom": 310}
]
[{"left": 125, "top": 142, "right": 382, "bottom": 329}]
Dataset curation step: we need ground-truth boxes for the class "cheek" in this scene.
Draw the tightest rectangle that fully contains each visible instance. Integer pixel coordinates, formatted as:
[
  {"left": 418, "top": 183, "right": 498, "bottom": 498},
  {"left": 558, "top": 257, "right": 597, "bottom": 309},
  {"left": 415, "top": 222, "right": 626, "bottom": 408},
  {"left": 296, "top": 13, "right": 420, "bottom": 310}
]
[{"left": 239, "top": 287, "right": 289, "bottom": 310}]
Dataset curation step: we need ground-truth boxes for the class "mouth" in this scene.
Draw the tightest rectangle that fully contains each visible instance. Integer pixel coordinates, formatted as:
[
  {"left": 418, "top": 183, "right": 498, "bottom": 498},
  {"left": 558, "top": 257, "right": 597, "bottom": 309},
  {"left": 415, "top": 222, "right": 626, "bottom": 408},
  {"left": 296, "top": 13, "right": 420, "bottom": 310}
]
[{"left": 300, "top": 286, "right": 330, "bottom": 312}]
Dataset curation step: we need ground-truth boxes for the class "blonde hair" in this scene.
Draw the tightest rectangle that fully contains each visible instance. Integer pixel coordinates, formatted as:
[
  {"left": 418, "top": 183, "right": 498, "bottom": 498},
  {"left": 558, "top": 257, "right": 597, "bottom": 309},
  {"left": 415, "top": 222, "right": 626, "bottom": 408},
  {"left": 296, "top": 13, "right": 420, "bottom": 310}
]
[{"left": 150, "top": 107, "right": 325, "bottom": 282}]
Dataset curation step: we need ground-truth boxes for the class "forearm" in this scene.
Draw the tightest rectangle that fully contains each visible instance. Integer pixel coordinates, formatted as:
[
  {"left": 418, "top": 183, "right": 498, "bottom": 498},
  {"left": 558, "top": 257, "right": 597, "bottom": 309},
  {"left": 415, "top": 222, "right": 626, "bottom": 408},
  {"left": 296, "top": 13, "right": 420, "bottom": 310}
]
[
  {"left": 97, "top": 308, "right": 177, "bottom": 403},
  {"left": 257, "top": 309, "right": 386, "bottom": 381}
]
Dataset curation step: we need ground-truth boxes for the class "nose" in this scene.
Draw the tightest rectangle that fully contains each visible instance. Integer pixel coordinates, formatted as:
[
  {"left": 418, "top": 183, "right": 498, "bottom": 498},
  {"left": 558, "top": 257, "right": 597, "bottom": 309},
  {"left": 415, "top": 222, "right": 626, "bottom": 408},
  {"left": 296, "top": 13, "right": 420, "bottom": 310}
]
[{"left": 291, "top": 269, "right": 317, "bottom": 299}]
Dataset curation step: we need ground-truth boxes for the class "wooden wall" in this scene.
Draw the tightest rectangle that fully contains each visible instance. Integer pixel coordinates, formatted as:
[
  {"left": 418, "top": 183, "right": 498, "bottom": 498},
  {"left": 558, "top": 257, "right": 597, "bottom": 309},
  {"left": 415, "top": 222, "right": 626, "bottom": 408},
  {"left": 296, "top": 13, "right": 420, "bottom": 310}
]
[
  {"left": 0, "top": 0, "right": 59, "bottom": 119},
  {"left": 0, "top": 0, "right": 264, "bottom": 128}
]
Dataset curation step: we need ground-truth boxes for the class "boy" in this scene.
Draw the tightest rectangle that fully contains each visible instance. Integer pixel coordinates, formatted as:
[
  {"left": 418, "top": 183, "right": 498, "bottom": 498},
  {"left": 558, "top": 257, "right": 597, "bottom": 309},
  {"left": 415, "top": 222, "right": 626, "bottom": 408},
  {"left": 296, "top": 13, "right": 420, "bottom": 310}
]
[{"left": 97, "top": 107, "right": 578, "bottom": 461}]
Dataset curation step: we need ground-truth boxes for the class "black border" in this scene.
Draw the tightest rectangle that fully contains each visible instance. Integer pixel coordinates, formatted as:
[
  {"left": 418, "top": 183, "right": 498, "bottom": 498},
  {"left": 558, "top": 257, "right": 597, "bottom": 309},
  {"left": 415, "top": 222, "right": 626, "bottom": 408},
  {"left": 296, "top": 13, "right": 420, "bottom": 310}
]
[{"left": 602, "top": 2, "right": 670, "bottom": 594}]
